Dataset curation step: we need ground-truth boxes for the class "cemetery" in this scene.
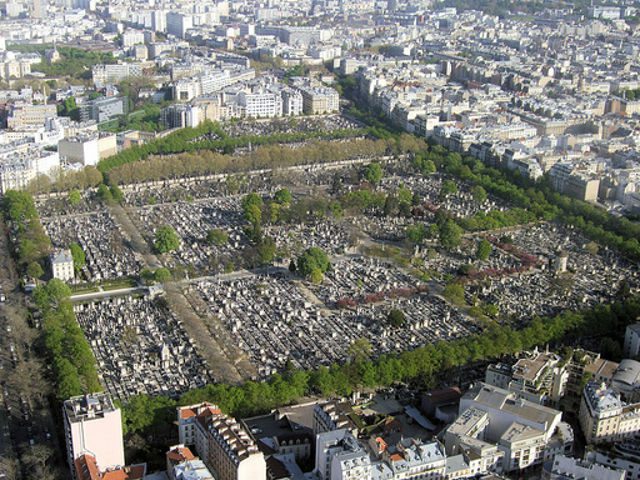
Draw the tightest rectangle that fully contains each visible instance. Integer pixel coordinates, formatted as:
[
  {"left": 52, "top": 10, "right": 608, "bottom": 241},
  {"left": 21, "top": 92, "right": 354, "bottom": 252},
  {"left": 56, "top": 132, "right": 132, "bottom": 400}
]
[
  {"left": 42, "top": 211, "right": 142, "bottom": 281},
  {"left": 74, "top": 294, "right": 211, "bottom": 399}
]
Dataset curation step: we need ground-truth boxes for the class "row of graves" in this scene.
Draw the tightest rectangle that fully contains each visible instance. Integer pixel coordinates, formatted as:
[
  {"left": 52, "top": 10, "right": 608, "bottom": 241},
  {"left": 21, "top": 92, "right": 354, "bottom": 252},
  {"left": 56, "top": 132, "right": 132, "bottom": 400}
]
[
  {"left": 189, "top": 255, "right": 480, "bottom": 379},
  {"left": 463, "top": 223, "right": 640, "bottom": 323},
  {"left": 74, "top": 294, "right": 211, "bottom": 400}
]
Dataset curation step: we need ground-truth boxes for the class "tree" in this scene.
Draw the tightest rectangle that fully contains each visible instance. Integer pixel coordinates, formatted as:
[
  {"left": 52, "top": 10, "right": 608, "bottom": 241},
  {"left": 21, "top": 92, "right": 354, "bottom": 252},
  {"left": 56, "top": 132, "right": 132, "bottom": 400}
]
[
  {"left": 206, "top": 229, "right": 229, "bottom": 246},
  {"left": 440, "top": 179, "right": 458, "bottom": 198},
  {"left": 274, "top": 188, "right": 292, "bottom": 205},
  {"left": 154, "top": 225, "right": 180, "bottom": 253},
  {"left": 388, "top": 309, "right": 406, "bottom": 328},
  {"left": 443, "top": 282, "right": 465, "bottom": 305},
  {"left": 26, "top": 261, "right": 44, "bottom": 279},
  {"left": 69, "top": 242, "right": 86, "bottom": 273},
  {"left": 96, "top": 184, "right": 113, "bottom": 203},
  {"left": 297, "top": 247, "right": 330, "bottom": 278},
  {"left": 110, "top": 184, "right": 124, "bottom": 203},
  {"left": 439, "top": 220, "right": 463, "bottom": 249},
  {"left": 472, "top": 185, "right": 487, "bottom": 204},
  {"left": 256, "top": 236, "right": 276, "bottom": 265},
  {"left": 242, "top": 193, "right": 263, "bottom": 226},
  {"left": 154, "top": 267, "right": 171, "bottom": 283},
  {"left": 348, "top": 337, "right": 372, "bottom": 363},
  {"left": 363, "top": 162, "right": 383, "bottom": 184},
  {"left": 406, "top": 223, "right": 427, "bottom": 244},
  {"left": 476, "top": 239, "right": 492, "bottom": 261},
  {"left": 68, "top": 189, "right": 81, "bottom": 206}
]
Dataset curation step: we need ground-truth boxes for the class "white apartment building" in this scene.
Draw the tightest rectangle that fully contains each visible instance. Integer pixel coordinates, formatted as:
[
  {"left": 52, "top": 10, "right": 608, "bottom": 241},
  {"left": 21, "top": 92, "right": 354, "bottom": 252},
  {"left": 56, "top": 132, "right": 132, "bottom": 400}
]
[
  {"left": 445, "top": 383, "right": 573, "bottom": 473},
  {"left": 63, "top": 393, "right": 125, "bottom": 479},
  {"left": 122, "top": 30, "right": 145, "bottom": 48},
  {"left": 92, "top": 63, "right": 143, "bottom": 88},
  {"left": 236, "top": 90, "right": 283, "bottom": 118},
  {"left": 58, "top": 133, "right": 117, "bottom": 166},
  {"left": 291, "top": 79, "right": 340, "bottom": 114},
  {"left": 173, "top": 68, "right": 256, "bottom": 102},
  {"left": 0, "top": 143, "right": 60, "bottom": 194},
  {"left": 177, "top": 403, "right": 266, "bottom": 480},
  {"left": 485, "top": 349, "right": 568, "bottom": 406}
]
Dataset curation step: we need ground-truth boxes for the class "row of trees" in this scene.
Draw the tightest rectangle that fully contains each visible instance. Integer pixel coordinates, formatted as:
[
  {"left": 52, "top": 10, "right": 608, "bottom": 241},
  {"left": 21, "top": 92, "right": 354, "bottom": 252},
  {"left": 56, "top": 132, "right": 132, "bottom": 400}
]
[
  {"left": 33, "top": 280, "right": 102, "bottom": 400},
  {"left": 414, "top": 148, "right": 640, "bottom": 260},
  {"left": 97, "top": 120, "right": 370, "bottom": 177},
  {"left": 106, "top": 137, "right": 391, "bottom": 186},
  {"left": 28, "top": 166, "right": 103, "bottom": 194},
  {"left": 120, "top": 294, "right": 640, "bottom": 434},
  {"left": 1, "top": 190, "right": 51, "bottom": 277}
]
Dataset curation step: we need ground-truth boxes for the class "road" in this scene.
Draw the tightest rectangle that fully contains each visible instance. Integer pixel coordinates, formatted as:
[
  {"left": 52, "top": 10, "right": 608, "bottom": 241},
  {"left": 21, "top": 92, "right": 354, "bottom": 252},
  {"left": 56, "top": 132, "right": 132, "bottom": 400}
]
[{"left": 0, "top": 218, "right": 68, "bottom": 479}]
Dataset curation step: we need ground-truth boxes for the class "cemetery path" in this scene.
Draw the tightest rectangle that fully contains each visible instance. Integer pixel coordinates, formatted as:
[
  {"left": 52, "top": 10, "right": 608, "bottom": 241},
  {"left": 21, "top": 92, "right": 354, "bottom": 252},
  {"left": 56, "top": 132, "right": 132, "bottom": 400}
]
[
  {"left": 109, "top": 204, "right": 162, "bottom": 269},
  {"left": 164, "top": 282, "right": 253, "bottom": 383}
]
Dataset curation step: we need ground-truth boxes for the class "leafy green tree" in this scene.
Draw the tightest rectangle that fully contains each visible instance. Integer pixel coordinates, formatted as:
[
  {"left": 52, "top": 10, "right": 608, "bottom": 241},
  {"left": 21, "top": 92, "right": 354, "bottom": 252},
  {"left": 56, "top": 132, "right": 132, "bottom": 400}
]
[
  {"left": 363, "top": 162, "right": 383, "bottom": 184},
  {"left": 242, "top": 193, "right": 263, "bottom": 226},
  {"left": 472, "top": 185, "right": 487, "bottom": 204},
  {"left": 68, "top": 189, "right": 81, "bottom": 206},
  {"left": 207, "top": 229, "right": 229, "bottom": 246},
  {"left": 440, "top": 179, "right": 458, "bottom": 198},
  {"left": 96, "top": 184, "right": 113, "bottom": 203},
  {"left": 406, "top": 223, "right": 427, "bottom": 244},
  {"left": 110, "top": 184, "right": 124, "bottom": 203},
  {"left": 154, "top": 225, "right": 180, "bottom": 253},
  {"left": 274, "top": 188, "right": 292, "bottom": 205},
  {"left": 309, "top": 268, "right": 324, "bottom": 284},
  {"left": 397, "top": 186, "right": 413, "bottom": 205},
  {"left": 443, "top": 282, "right": 466, "bottom": 305},
  {"left": 69, "top": 243, "right": 86, "bottom": 273},
  {"left": 26, "top": 261, "right": 44, "bottom": 279},
  {"left": 297, "top": 247, "right": 330, "bottom": 278},
  {"left": 256, "top": 237, "right": 276, "bottom": 265},
  {"left": 476, "top": 239, "right": 492, "bottom": 261},
  {"left": 439, "top": 220, "right": 463, "bottom": 249},
  {"left": 154, "top": 267, "right": 171, "bottom": 283},
  {"left": 388, "top": 309, "right": 406, "bottom": 328},
  {"left": 348, "top": 338, "right": 372, "bottom": 363}
]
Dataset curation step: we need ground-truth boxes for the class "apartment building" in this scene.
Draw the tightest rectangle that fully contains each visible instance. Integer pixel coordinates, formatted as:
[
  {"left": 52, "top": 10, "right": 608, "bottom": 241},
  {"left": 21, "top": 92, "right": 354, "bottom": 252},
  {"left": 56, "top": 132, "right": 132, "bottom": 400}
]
[
  {"left": 579, "top": 381, "right": 640, "bottom": 444},
  {"left": 6, "top": 103, "right": 57, "bottom": 129},
  {"left": 0, "top": 142, "right": 60, "bottom": 194},
  {"left": 542, "top": 454, "right": 624, "bottom": 480},
  {"left": 485, "top": 349, "right": 568, "bottom": 406},
  {"left": 63, "top": 393, "right": 125, "bottom": 479},
  {"left": 92, "top": 63, "right": 143, "bottom": 88},
  {"left": 292, "top": 81, "right": 340, "bottom": 115},
  {"left": 172, "top": 67, "right": 256, "bottom": 102},
  {"left": 177, "top": 403, "right": 267, "bottom": 480},
  {"left": 74, "top": 453, "right": 146, "bottom": 480},
  {"left": 58, "top": 133, "right": 117, "bottom": 166},
  {"left": 445, "top": 383, "right": 573, "bottom": 472},
  {"left": 549, "top": 162, "right": 600, "bottom": 202},
  {"left": 166, "top": 444, "right": 215, "bottom": 480},
  {"left": 313, "top": 401, "right": 359, "bottom": 435},
  {"left": 79, "top": 96, "right": 127, "bottom": 123}
]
